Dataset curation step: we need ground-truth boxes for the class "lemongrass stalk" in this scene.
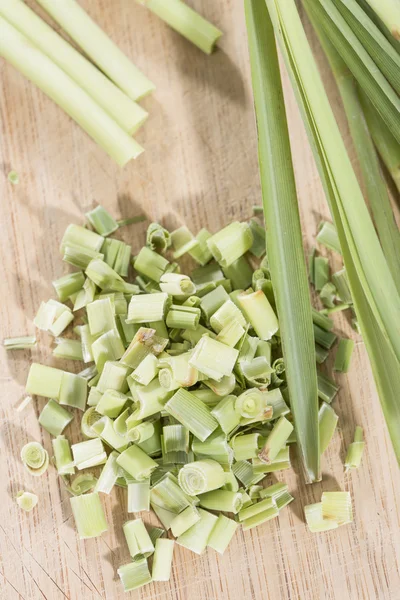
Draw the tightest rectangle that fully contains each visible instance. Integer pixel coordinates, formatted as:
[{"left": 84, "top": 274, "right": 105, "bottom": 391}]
[
  {"left": 59, "top": 371, "right": 87, "bottom": 411},
  {"left": 200, "top": 285, "right": 229, "bottom": 322},
  {"left": 170, "top": 226, "right": 199, "bottom": 259},
  {"left": 258, "top": 416, "right": 293, "bottom": 463},
  {"left": 117, "top": 559, "right": 152, "bottom": 592},
  {"left": 317, "top": 373, "right": 339, "bottom": 404},
  {"left": 137, "top": 0, "right": 222, "bottom": 54},
  {"left": 150, "top": 472, "right": 197, "bottom": 513},
  {"left": 235, "top": 389, "right": 272, "bottom": 424},
  {"left": 313, "top": 324, "right": 337, "bottom": 350},
  {"left": 216, "top": 320, "right": 245, "bottom": 347},
  {"left": 63, "top": 244, "right": 104, "bottom": 270},
  {"left": 52, "top": 271, "right": 85, "bottom": 302},
  {"left": 3, "top": 336, "right": 36, "bottom": 350},
  {"left": 60, "top": 223, "right": 103, "bottom": 253},
  {"left": 20, "top": 441, "right": 49, "bottom": 476},
  {"left": 127, "top": 293, "right": 170, "bottom": 324},
  {"left": 87, "top": 297, "right": 116, "bottom": 337},
  {"left": 114, "top": 408, "right": 132, "bottom": 437},
  {"left": 263, "top": 388, "right": 290, "bottom": 419},
  {"left": 164, "top": 388, "right": 219, "bottom": 441},
  {"left": 176, "top": 508, "right": 218, "bottom": 555},
  {"left": 95, "top": 451, "right": 120, "bottom": 494},
  {"left": 87, "top": 386, "right": 102, "bottom": 407},
  {"left": 127, "top": 422, "right": 154, "bottom": 444},
  {"left": 128, "top": 378, "right": 173, "bottom": 420},
  {"left": 332, "top": 269, "right": 353, "bottom": 304},
  {"left": 207, "top": 222, "right": 253, "bottom": 268},
  {"left": 85, "top": 205, "right": 118, "bottom": 236},
  {"left": 259, "top": 482, "right": 288, "bottom": 500},
  {"left": 319, "top": 402, "right": 339, "bottom": 454},
  {"left": 181, "top": 326, "right": 217, "bottom": 347},
  {"left": 191, "top": 388, "right": 220, "bottom": 407},
  {"left": 190, "top": 229, "right": 213, "bottom": 265},
  {"left": 67, "top": 474, "right": 97, "bottom": 496},
  {"left": 151, "top": 538, "right": 174, "bottom": 582},
  {"left": 320, "top": 282, "right": 337, "bottom": 308},
  {"left": 207, "top": 514, "right": 238, "bottom": 554},
  {"left": 170, "top": 505, "right": 201, "bottom": 537},
  {"left": 127, "top": 480, "right": 150, "bottom": 512},
  {"left": 131, "top": 354, "right": 159, "bottom": 386},
  {"left": 231, "top": 433, "right": 260, "bottom": 461},
  {"left": 189, "top": 336, "right": 239, "bottom": 381},
  {"left": 73, "top": 278, "right": 96, "bottom": 311},
  {"left": 123, "top": 518, "right": 154, "bottom": 559},
  {"left": 245, "top": 0, "right": 319, "bottom": 482},
  {"left": 239, "top": 490, "right": 253, "bottom": 509},
  {"left": 71, "top": 438, "right": 107, "bottom": 470},
  {"left": 334, "top": 338, "right": 355, "bottom": 372},
  {"left": 312, "top": 308, "right": 334, "bottom": 332},
  {"left": 162, "top": 424, "right": 190, "bottom": 464},
  {"left": 193, "top": 262, "right": 225, "bottom": 287},
  {"left": 70, "top": 492, "right": 108, "bottom": 539},
  {"left": 91, "top": 416, "right": 128, "bottom": 452},
  {"left": 97, "top": 361, "right": 130, "bottom": 393},
  {"left": 238, "top": 496, "right": 275, "bottom": 522},
  {"left": 134, "top": 247, "right": 169, "bottom": 282},
  {"left": 198, "top": 490, "right": 243, "bottom": 514},
  {"left": 39, "top": 400, "right": 73, "bottom": 436},
  {"left": 322, "top": 491, "right": 353, "bottom": 525},
  {"left": 192, "top": 431, "right": 233, "bottom": 469},
  {"left": 252, "top": 447, "right": 291, "bottom": 473},
  {"left": 53, "top": 338, "right": 83, "bottom": 361},
  {"left": 160, "top": 273, "right": 196, "bottom": 297},
  {"left": 117, "top": 444, "right": 158, "bottom": 481},
  {"left": 241, "top": 357, "right": 273, "bottom": 389},
  {"left": 96, "top": 389, "right": 128, "bottom": 418},
  {"left": 158, "top": 367, "right": 181, "bottom": 392},
  {"left": 203, "top": 373, "right": 236, "bottom": 396},
  {"left": 223, "top": 256, "right": 254, "bottom": 291},
  {"left": 81, "top": 407, "right": 102, "bottom": 438},
  {"left": 345, "top": 425, "right": 365, "bottom": 471},
  {"left": 178, "top": 459, "right": 225, "bottom": 496},
  {"left": 146, "top": 222, "right": 171, "bottom": 253},
  {"left": 363, "top": 0, "right": 400, "bottom": 41},
  {"left": 304, "top": 502, "right": 338, "bottom": 533},
  {"left": 122, "top": 327, "right": 168, "bottom": 369},
  {"left": 321, "top": 303, "right": 351, "bottom": 315},
  {"left": 211, "top": 396, "right": 240, "bottom": 435},
  {"left": 210, "top": 300, "right": 246, "bottom": 334},
  {"left": 0, "top": 18, "right": 143, "bottom": 166},
  {"left": 232, "top": 460, "right": 265, "bottom": 487},
  {"left": 360, "top": 91, "right": 400, "bottom": 193},
  {"left": 314, "top": 257, "right": 330, "bottom": 292},
  {"left": 148, "top": 527, "right": 166, "bottom": 545},
  {"left": 316, "top": 221, "right": 342, "bottom": 254},
  {"left": 52, "top": 435, "right": 75, "bottom": 475},
  {"left": 49, "top": 308, "right": 74, "bottom": 337},
  {"left": 166, "top": 306, "right": 201, "bottom": 330},
  {"left": 222, "top": 471, "right": 239, "bottom": 492},
  {"left": 315, "top": 344, "right": 329, "bottom": 364},
  {"left": 241, "top": 505, "right": 279, "bottom": 531},
  {"left": 238, "top": 290, "right": 278, "bottom": 341},
  {"left": 16, "top": 491, "right": 38, "bottom": 512},
  {"left": 86, "top": 260, "right": 139, "bottom": 294}
]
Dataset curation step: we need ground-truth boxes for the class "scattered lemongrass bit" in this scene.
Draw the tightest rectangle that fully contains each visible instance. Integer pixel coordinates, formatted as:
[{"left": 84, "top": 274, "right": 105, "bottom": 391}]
[
  {"left": 123, "top": 518, "right": 154, "bottom": 559},
  {"left": 319, "top": 402, "right": 339, "bottom": 454},
  {"left": 170, "top": 506, "right": 201, "bottom": 537},
  {"left": 52, "top": 271, "right": 85, "bottom": 302},
  {"left": 91, "top": 416, "right": 128, "bottom": 452},
  {"left": 8, "top": 169, "right": 19, "bottom": 184},
  {"left": 211, "top": 395, "right": 241, "bottom": 435},
  {"left": 320, "top": 282, "right": 337, "bottom": 308},
  {"left": 95, "top": 451, "right": 120, "bottom": 495},
  {"left": 198, "top": 489, "right": 243, "bottom": 514},
  {"left": 152, "top": 538, "right": 174, "bottom": 582},
  {"left": 232, "top": 460, "right": 265, "bottom": 487},
  {"left": 71, "top": 438, "right": 107, "bottom": 470},
  {"left": 127, "top": 480, "right": 151, "bottom": 512},
  {"left": 176, "top": 508, "right": 218, "bottom": 555},
  {"left": 231, "top": 433, "right": 260, "bottom": 461},
  {"left": 16, "top": 396, "right": 32, "bottom": 412},
  {"left": 331, "top": 268, "right": 353, "bottom": 304},
  {"left": 160, "top": 273, "right": 196, "bottom": 297},
  {"left": 3, "top": 336, "right": 37, "bottom": 350},
  {"left": 313, "top": 324, "right": 337, "bottom": 350},
  {"left": 39, "top": 400, "right": 73, "bottom": 436},
  {"left": 315, "top": 344, "right": 329, "bottom": 365},
  {"left": 164, "top": 388, "right": 219, "bottom": 442},
  {"left": 312, "top": 308, "right": 334, "bottom": 332},
  {"left": 322, "top": 491, "right": 353, "bottom": 525},
  {"left": 178, "top": 459, "right": 225, "bottom": 496},
  {"left": 16, "top": 491, "right": 38, "bottom": 512},
  {"left": 137, "top": 0, "right": 222, "bottom": 54},
  {"left": 166, "top": 305, "right": 201, "bottom": 330},
  {"left": 70, "top": 473, "right": 98, "bottom": 495},
  {"left": 85, "top": 205, "right": 118, "bottom": 236},
  {"left": 317, "top": 373, "right": 339, "bottom": 404},
  {"left": 314, "top": 257, "right": 330, "bottom": 292},
  {"left": 117, "top": 215, "right": 146, "bottom": 227},
  {"left": 241, "top": 504, "right": 279, "bottom": 531},
  {"left": 117, "top": 444, "right": 158, "bottom": 481},
  {"left": 117, "top": 558, "right": 152, "bottom": 593},
  {"left": 148, "top": 526, "right": 166, "bottom": 545},
  {"left": 252, "top": 447, "right": 291, "bottom": 474},
  {"left": 207, "top": 222, "right": 253, "bottom": 268},
  {"left": 127, "top": 292, "right": 170, "bottom": 324},
  {"left": 81, "top": 406, "right": 102, "bottom": 438},
  {"left": 189, "top": 336, "right": 239, "bottom": 381},
  {"left": 237, "top": 290, "right": 278, "bottom": 341},
  {"left": 345, "top": 426, "right": 365, "bottom": 471},
  {"left": 334, "top": 338, "right": 355, "bottom": 373},
  {"left": 59, "top": 371, "right": 87, "bottom": 411},
  {"left": 52, "top": 435, "right": 75, "bottom": 475},
  {"left": 190, "top": 229, "right": 213, "bottom": 266},
  {"left": 304, "top": 502, "right": 338, "bottom": 533},
  {"left": 96, "top": 389, "right": 128, "bottom": 418},
  {"left": 170, "top": 226, "right": 199, "bottom": 259},
  {"left": 207, "top": 514, "right": 238, "bottom": 554},
  {"left": 53, "top": 338, "right": 83, "bottom": 361},
  {"left": 70, "top": 492, "right": 108, "bottom": 539},
  {"left": 258, "top": 416, "right": 293, "bottom": 464},
  {"left": 21, "top": 441, "right": 49, "bottom": 476},
  {"left": 316, "top": 221, "right": 342, "bottom": 254}
]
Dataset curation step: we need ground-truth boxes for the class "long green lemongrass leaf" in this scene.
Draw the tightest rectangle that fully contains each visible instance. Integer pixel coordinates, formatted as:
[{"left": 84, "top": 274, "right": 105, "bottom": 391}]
[
  {"left": 363, "top": 0, "right": 400, "bottom": 42},
  {"left": 268, "top": 0, "right": 400, "bottom": 463},
  {"left": 268, "top": 0, "right": 400, "bottom": 364},
  {"left": 245, "top": 0, "right": 320, "bottom": 482},
  {"left": 314, "top": 22, "right": 400, "bottom": 293},
  {"left": 306, "top": 0, "right": 400, "bottom": 144}
]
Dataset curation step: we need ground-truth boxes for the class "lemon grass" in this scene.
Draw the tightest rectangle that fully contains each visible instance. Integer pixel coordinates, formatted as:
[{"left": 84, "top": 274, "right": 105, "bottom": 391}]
[
  {"left": 71, "top": 438, "right": 107, "bottom": 470},
  {"left": 322, "top": 491, "right": 353, "bottom": 524},
  {"left": 334, "top": 338, "right": 355, "bottom": 372},
  {"left": 117, "top": 558, "right": 152, "bottom": 593},
  {"left": 0, "top": 18, "right": 143, "bottom": 166},
  {"left": 16, "top": 491, "right": 38, "bottom": 512},
  {"left": 198, "top": 490, "right": 243, "bottom": 514},
  {"left": 151, "top": 538, "right": 174, "bottom": 582},
  {"left": 91, "top": 416, "right": 128, "bottom": 452},
  {"left": 319, "top": 402, "right": 339, "bottom": 454},
  {"left": 127, "top": 480, "right": 151, "bottom": 512},
  {"left": 207, "top": 222, "right": 253, "bottom": 268},
  {"left": 245, "top": 0, "right": 320, "bottom": 482},
  {"left": 96, "top": 389, "right": 127, "bottom": 418},
  {"left": 170, "top": 506, "right": 201, "bottom": 537},
  {"left": 52, "top": 435, "right": 74, "bottom": 475},
  {"left": 70, "top": 492, "right": 108, "bottom": 539},
  {"left": 123, "top": 518, "right": 154, "bottom": 559},
  {"left": 20, "top": 441, "right": 49, "bottom": 476},
  {"left": 345, "top": 425, "right": 365, "bottom": 471},
  {"left": 317, "top": 373, "right": 340, "bottom": 403},
  {"left": 189, "top": 336, "right": 239, "bottom": 381},
  {"left": 137, "top": 0, "right": 222, "bottom": 54},
  {"left": 95, "top": 451, "right": 120, "bottom": 495},
  {"left": 177, "top": 508, "right": 218, "bottom": 555},
  {"left": 258, "top": 417, "right": 293, "bottom": 463},
  {"left": 160, "top": 273, "right": 196, "bottom": 297},
  {"left": 39, "top": 400, "right": 73, "bottom": 436},
  {"left": 117, "top": 444, "right": 158, "bottom": 481},
  {"left": 304, "top": 502, "right": 339, "bottom": 533},
  {"left": 178, "top": 459, "right": 225, "bottom": 496},
  {"left": 363, "top": 0, "right": 400, "bottom": 41},
  {"left": 3, "top": 336, "right": 36, "bottom": 350}
]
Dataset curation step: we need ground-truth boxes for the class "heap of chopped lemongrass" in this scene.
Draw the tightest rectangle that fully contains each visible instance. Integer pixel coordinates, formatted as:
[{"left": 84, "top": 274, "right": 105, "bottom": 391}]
[{"left": 17, "top": 203, "right": 356, "bottom": 594}]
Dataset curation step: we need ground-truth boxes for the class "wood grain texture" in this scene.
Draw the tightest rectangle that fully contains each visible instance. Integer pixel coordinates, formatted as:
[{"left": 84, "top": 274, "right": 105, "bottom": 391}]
[{"left": 1, "top": 1, "right": 400, "bottom": 599}]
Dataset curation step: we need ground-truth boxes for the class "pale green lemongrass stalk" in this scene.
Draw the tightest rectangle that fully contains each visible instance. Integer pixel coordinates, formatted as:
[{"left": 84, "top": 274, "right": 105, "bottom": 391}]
[
  {"left": 128, "top": 378, "right": 172, "bottom": 420},
  {"left": 162, "top": 424, "right": 190, "bottom": 464},
  {"left": 238, "top": 290, "right": 278, "bottom": 341},
  {"left": 20, "top": 441, "right": 49, "bottom": 476},
  {"left": 178, "top": 459, "right": 225, "bottom": 496},
  {"left": 127, "top": 422, "right": 154, "bottom": 444},
  {"left": 189, "top": 336, "right": 239, "bottom": 381},
  {"left": 16, "top": 491, "right": 38, "bottom": 512},
  {"left": 52, "top": 271, "right": 85, "bottom": 301},
  {"left": 26, "top": 363, "right": 63, "bottom": 398},
  {"left": 170, "top": 506, "right": 201, "bottom": 537},
  {"left": 71, "top": 438, "right": 107, "bottom": 470},
  {"left": 198, "top": 490, "right": 243, "bottom": 514},
  {"left": 117, "top": 444, "right": 158, "bottom": 481},
  {"left": 117, "top": 559, "right": 152, "bottom": 592},
  {"left": 91, "top": 416, "right": 128, "bottom": 452},
  {"left": 69, "top": 473, "right": 98, "bottom": 495},
  {"left": 203, "top": 373, "right": 236, "bottom": 396},
  {"left": 134, "top": 246, "right": 169, "bottom": 282},
  {"left": 216, "top": 320, "right": 245, "bottom": 347},
  {"left": 192, "top": 430, "right": 233, "bottom": 469},
  {"left": 96, "top": 389, "right": 128, "bottom": 418},
  {"left": 165, "top": 388, "right": 219, "bottom": 441},
  {"left": 160, "top": 273, "right": 196, "bottom": 297},
  {"left": 95, "top": 451, "right": 120, "bottom": 494},
  {"left": 231, "top": 433, "right": 260, "bottom": 461},
  {"left": 150, "top": 472, "right": 197, "bottom": 514},
  {"left": 53, "top": 338, "right": 83, "bottom": 361},
  {"left": 322, "top": 491, "right": 353, "bottom": 524},
  {"left": 131, "top": 354, "right": 159, "bottom": 386},
  {"left": 207, "top": 514, "right": 238, "bottom": 554},
  {"left": 345, "top": 425, "right": 365, "bottom": 471},
  {"left": 316, "top": 221, "right": 342, "bottom": 253},
  {"left": 207, "top": 222, "right": 253, "bottom": 268},
  {"left": 176, "top": 508, "right": 218, "bottom": 555},
  {"left": 304, "top": 502, "right": 339, "bottom": 533},
  {"left": 152, "top": 538, "right": 174, "bottom": 582},
  {"left": 223, "top": 256, "right": 253, "bottom": 290},
  {"left": 320, "top": 282, "right": 337, "bottom": 308},
  {"left": 3, "top": 336, "right": 36, "bottom": 350},
  {"left": 258, "top": 416, "right": 293, "bottom": 463},
  {"left": 313, "top": 324, "right": 337, "bottom": 350},
  {"left": 86, "top": 205, "right": 119, "bottom": 236},
  {"left": 211, "top": 396, "right": 241, "bottom": 435},
  {"left": 252, "top": 447, "right": 291, "bottom": 473},
  {"left": 245, "top": 0, "right": 320, "bottom": 483},
  {"left": 319, "top": 402, "right": 339, "bottom": 454},
  {"left": 81, "top": 407, "right": 102, "bottom": 438},
  {"left": 317, "top": 373, "right": 340, "bottom": 403},
  {"left": 127, "top": 292, "right": 170, "bottom": 324},
  {"left": 166, "top": 305, "right": 201, "bottom": 330},
  {"left": 170, "top": 226, "right": 199, "bottom": 259},
  {"left": 52, "top": 435, "right": 75, "bottom": 475},
  {"left": 137, "top": 0, "right": 222, "bottom": 54},
  {"left": 314, "top": 257, "right": 330, "bottom": 291},
  {"left": 122, "top": 327, "right": 168, "bottom": 369},
  {"left": 191, "top": 229, "right": 213, "bottom": 265},
  {"left": 209, "top": 299, "right": 247, "bottom": 333},
  {"left": 334, "top": 338, "right": 355, "bottom": 372},
  {"left": 123, "top": 518, "right": 154, "bottom": 559},
  {"left": 331, "top": 269, "right": 353, "bottom": 304},
  {"left": 146, "top": 222, "right": 171, "bottom": 253},
  {"left": 127, "top": 480, "right": 151, "bottom": 512},
  {"left": 70, "top": 492, "right": 108, "bottom": 539},
  {"left": 97, "top": 361, "right": 130, "bottom": 393},
  {"left": 232, "top": 460, "right": 265, "bottom": 487},
  {"left": 0, "top": 18, "right": 143, "bottom": 166},
  {"left": 59, "top": 371, "right": 87, "bottom": 411},
  {"left": 39, "top": 400, "right": 73, "bottom": 436},
  {"left": 363, "top": 0, "right": 400, "bottom": 41}
]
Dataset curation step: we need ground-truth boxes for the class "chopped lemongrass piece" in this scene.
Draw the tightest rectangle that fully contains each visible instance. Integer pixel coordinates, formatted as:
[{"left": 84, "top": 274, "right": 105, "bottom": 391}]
[
  {"left": 232, "top": 460, "right": 265, "bottom": 487},
  {"left": 241, "top": 357, "right": 273, "bottom": 389},
  {"left": 91, "top": 416, "right": 128, "bottom": 452},
  {"left": 87, "top": 386, "right": 102, "bottom": 407},
  {"left": 3, "top": 335, "right": 37, "bottom": 350},
  {"left": 97, "top": 361, "right": 130, "bottom": 393},
  {"left": 95, "top": 451, "right": 120, "bottom": 494},
  {"left": 317, "top": 373, "right": 339, "bottom": 404},
  {"left": 334, "top": 338, "right": 355, "bottom": 373},
  {"left": 8, "top": 169, "right": 19, "bottom": 184},
  {"left": 235, "top": 389, "right": 272, "bottom": 423},
  {"left": 320, "top": 282, "right": 337, "bottom": 308},
  {"left": 160, "top": 273, "right": 196, "bottom": 296},
  {"left": 315, "top": 344, "right": 329, "bottom": 364},
  {"left": 162, "top": 424, "right": 190, "bottom": 464},
  {"left": 127, "top": 480, "right": 151, "bottom": 512},
  {"left": 86, "top": 260, "right": 139, "bottom": 294},
  {"left": 152, "top": 538, "right": 174, "bottom": 582},
  {"left": 345, "top": 426, "right": 365, "bottom": 471},
  {"left": 304, "top": 502, "right": 338, "bottom": 533},
  {"left": 263, "top": 388, "right": 289, "bottom": 419},
  {"left": 178, "top": 459, "right": 225, "bottom": 496},
  {"left": 259, "top": 482, "right": 287, "bottom": 499},
  {"left": 258, "top": 417, "right": 293, "bottom": 463},
  {"left": 87, "top": 297, "right": 115, "bottom": 337},
  {"left": 127, "top": 422, "right": 155, "bottom": 444},
  {"left": 189, "top": 229, "right": 213, "bottom": 265},
  {"left": 39, "top": 400, "right": 73, "bottom": 436},
  {"left": 70, "top": 492, "right": 108, "bottom": 539},
  {"left": 238, "top": 496, "right": 275, "bottom": 522},
  {"left": 164, "top": 388, "right": 218, "bottom": 441},
  {"left": 123, "top": 518, "right": 154, "bottom": 559},
  {"left": 189, "top": 336, "right": 239, "bottom": 381},
  {"left": 314, "top": 257, "right": 330, "bottom": 292},
  {"left": 177, "top": 508, "right": 218, "bottom": 554},
  {"left": 53, "top": 338, "right": 83, "bottom": 361},
  {"left": 248, "top": 219, "right": 266, "bottom": 259},
  {"left": 117, "top": 444, "right": 158, "bottom": 481},
  {"left": 169, "top": 352, "right": 199, "bottom": 387},
  {"left": 81, "top": 407, "right": 103, "bottom": 438},
  {"left": 130, "top": 354, "right": 159, "bottom": 387},
  {"left": 208, "top": 514, "right": 238, "bottom": 554},
  {"left": 166, "top": 305, "right": 201, "bottom": 330},
  {"left": 322, "top": 491, "right": 353, "bottom": 525},
  {"left": 207, "top": 222, "right": 253, "bottom": 267},
  {"left": 16, "top": 491, "right": 38, "bottom": 512},
  {"left": 96, "top": 389, "right": 127, "bottom": 418},
  {"left": 146, "top": 222, "right": 171, "bottom": 253},
  {"left": 198, "top": 490, "right": 243, "bottom": 514},
  {"left": 150, "top": 472, "right": 196, "bottom": 514},
  {"left": 252, "top": 447, "right": 291, "bottom": 474},
  {"left": 231, "top": 433, "right": 260, "bottom": 461},
  {"left": 316, "top": 221, "right": 341, "bottom": 254},
  {"left": 134, "top": 247, "right": 169, "bottom": 282},
  {"left": 122, "top": 327, "right": 167, "bottom": 369},
  {"left": 222, "top": 471, "right": 239, "bottom": 492},
  {"left": 170, "top": 506, "right": 201, "bottom": 537},
  {"left": 148, "top": 526, "right": 166, "bottom": 545},
  {"left": 200, "top": 285, "right": 229, "bottom": 322},
  {"left": 36, "top": 0, "right": 154, "bottom": 101},
  {"left": 238, "top": 290, "right": 278, "bottom": 341},
  {"left": 169, "top": 226, "right": 198, "bottom": 259},
  {"left": 73, "top": 278, "right": 96, "bottom": 311},
  {"left": 59, "top": 371, "right": 87, "bottom": 411},
  {"left": 128, "top": 381, "right": 171, "bottom": 422},
  {"left": 49, "top": 307, "right": 74, "bottom": 337},
  {"left": 85, "top": 205, "right": 118, "bottom": 236},
  {"left": 52, "top": 271, "right": 85, "bottom": 301},
  {"left": 63, "top": 244, "right": 104, "bottom": 270},
  {"left": 313, "top": 325, "right": 337, "bottom": 350},
  {"left": 216, "top": 320, "right": 245, "bottom": 347},
  {"left": 319, "top": 402, "right": 339, "bottom": 454},
  {"left": 211, "top": 395, "right": 241, "bottom": 435},
  {"left": 69, "top": 473, "right": 97, "bottom": 495},
  {"left": 127, "top": 293, "right": 170, "bottom": 324},
  {"left": 192, "top": 431, "right": 233, "bottom": 469},
  {"left": 20, "top": 441, "right": 49, "bottom": 476},
  {"left": 241, "top": 505, "right": 279, "bottom": 531},
  {"left": 210, "top": 299, "right": 246, "bottom": 334},
  {"left": 331, "top": 269, "right": 353, "bottom": 304},
  {"left": 71, "top": 438, "right": 107, "bottom": 470},
  {"left": 60, "top": 223, "right": 104, "bottom": 254},
  {"left": 16, "top": 396, "right": 32, "bottom": 412},
  {"left": 52, "top": 435, "right": 75, "bottom": 475},
  {"left": 223, "top": 256, "right": 253, "bottom": 290},
  {"left": 117, "top": 558, "right": 152, "bottom": 593},
  {"left": 312, "top": 308, "right": 334, "bottom": 332},
  {"left": 139, "top": 0, "right": 222, "bottom": 54}
]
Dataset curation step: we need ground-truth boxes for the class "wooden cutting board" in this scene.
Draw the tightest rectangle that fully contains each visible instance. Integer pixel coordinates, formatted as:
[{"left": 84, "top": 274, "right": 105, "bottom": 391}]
[{"left": 1, "top": 1, "right": 400, "bottom": 599}]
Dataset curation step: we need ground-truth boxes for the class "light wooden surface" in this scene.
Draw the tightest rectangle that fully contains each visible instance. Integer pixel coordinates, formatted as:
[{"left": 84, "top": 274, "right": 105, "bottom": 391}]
[{"left": 1, "top": 1, "right": 400, "bottom": 599}]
